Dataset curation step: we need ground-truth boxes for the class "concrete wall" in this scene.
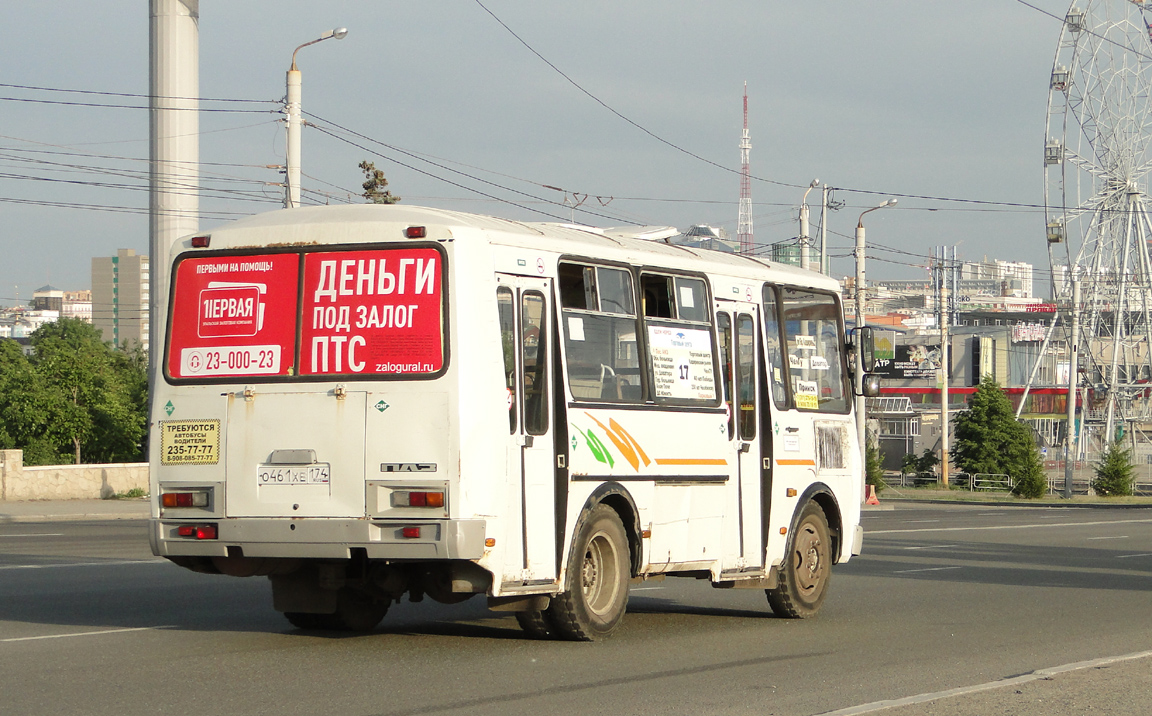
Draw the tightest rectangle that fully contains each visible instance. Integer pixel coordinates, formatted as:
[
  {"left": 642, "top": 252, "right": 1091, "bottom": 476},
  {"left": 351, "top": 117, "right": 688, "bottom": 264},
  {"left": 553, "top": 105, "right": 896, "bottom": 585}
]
[{"left": 0, "top": 450, "right": 148, "bottom": 501}]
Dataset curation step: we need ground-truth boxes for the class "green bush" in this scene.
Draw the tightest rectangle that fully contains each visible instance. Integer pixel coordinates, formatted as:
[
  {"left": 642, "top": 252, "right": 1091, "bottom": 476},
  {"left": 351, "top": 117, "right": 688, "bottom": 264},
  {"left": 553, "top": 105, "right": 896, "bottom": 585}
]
[{"left": 1092, "top": 440, "right": 1135, "bottom": 497}]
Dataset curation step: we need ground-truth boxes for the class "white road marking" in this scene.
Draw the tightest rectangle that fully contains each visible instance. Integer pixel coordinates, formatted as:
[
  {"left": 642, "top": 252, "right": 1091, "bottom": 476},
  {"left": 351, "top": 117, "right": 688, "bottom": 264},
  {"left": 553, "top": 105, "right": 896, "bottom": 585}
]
[
  {"left": 904, "top": 520, "right": 940, "bottom": 523},
  {"left": 0, "top": 559, "right": 164, "bottom": 571},
  {"left": 1086, "top": 535, "right": 1129, "bottom": 540},
  {"left": 869, "top": 517, "right": 1152, "bottom": 535},
  {"left": 893, "top": 566, "right": 963, "bottom": 574},
  {"left": 1117, "top": 553, "right": 1152, "bottom": 559},
  {"left": 0, "top": 534, "right": 64, "bottom": 538},
  {"left": 901, "top": 544, "right": 959, "bottom": 551},
  {"left": 816, "top": 649, "right": 1152, "bottom": 715},
  {"left": 1, "top": 626, "right": 174, "bottom": 643},
  {"left": 632, "top": 587, "right": 664, "bottom": 591}
]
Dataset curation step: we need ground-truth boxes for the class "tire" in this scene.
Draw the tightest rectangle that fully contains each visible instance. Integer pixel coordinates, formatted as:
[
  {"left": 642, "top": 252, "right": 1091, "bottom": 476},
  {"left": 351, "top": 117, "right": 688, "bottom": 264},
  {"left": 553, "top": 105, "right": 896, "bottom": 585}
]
[
  {"left": 515, "top": 610, "right": 556, "bottom": 639},
  {"left": 545, "top": 504, "right": 631, "bottom": 641},
  {"left": 766, "top": 501, "right": 832, "bottom": 619},
  {"left": 285, "top": 588, "right": 388, "bottom": 632},
  {"left": 331, "top": 587, "right": 389, "bottom": 632}
]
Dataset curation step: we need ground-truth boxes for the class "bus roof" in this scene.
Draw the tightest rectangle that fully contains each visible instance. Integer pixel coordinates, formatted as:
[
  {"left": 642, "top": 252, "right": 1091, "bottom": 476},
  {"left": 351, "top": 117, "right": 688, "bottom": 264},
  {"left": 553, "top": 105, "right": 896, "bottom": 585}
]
[{"left": 187, "top": 204, "right": 842, "bottom": 292}]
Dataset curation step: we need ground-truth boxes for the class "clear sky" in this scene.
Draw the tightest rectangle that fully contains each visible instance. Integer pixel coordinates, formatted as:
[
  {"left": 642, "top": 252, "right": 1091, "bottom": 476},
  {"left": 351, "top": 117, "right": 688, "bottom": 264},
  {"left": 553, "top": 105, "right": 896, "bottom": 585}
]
[{"left": 0, "top": 1, "right": 1072, "bottom": 304}]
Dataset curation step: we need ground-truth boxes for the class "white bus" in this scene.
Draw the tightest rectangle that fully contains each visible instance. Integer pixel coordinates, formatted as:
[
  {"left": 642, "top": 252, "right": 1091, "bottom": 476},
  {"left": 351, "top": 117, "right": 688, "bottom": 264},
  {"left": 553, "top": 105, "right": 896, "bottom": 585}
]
[{"left": 149, "top": 204, "right": 878, "bottom": 640}]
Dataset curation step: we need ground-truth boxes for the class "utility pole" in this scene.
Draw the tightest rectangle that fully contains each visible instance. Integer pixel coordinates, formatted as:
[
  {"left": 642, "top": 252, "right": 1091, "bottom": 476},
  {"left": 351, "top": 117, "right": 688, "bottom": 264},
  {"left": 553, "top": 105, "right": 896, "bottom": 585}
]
[
  {"left": 940, "top": 261, "right": 950, "bottom": 489},
  {"left": 284, "top": 28, "right": 348, "bottom": 208},
  {"left": 819, "top": 184, "right": 829, "bottom": 275},
  {"left": 799, "top": 179, "right": 818, "bottom": 271},
  {"left": 1065, "top": 276, "right": 1080, "bottom": 498},
  {"left": 855, "top": 199, "right": 896, "bottom": 470}
]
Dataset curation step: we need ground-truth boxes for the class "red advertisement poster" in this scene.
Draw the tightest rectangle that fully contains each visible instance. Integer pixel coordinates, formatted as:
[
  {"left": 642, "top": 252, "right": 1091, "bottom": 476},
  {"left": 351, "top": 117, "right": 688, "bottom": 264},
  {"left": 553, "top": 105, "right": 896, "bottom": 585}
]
[
  {"left": 167, "top": 253, "right": 300, "bottom": 379},
  {"left": 299, "top": 248, "right": 444, "bottom": 375}
]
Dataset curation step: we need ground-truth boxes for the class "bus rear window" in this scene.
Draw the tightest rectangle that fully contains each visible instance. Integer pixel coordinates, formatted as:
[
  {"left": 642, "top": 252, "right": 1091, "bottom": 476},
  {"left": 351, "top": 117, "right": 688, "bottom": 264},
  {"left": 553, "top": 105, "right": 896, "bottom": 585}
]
[
  {"left": 165, "top": 246, "right": 445, "bottom": 381},
  {"left": 300, "top": 248, "right": 443, "bottom": 376},
  {"left": 167, "top": 253, "right": 300, "bottom": 379}
]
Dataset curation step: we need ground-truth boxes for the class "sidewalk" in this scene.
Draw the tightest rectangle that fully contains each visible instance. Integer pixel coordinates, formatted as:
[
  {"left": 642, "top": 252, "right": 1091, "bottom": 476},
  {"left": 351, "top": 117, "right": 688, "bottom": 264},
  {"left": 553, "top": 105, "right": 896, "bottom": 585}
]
[{"left": 0, "top": 498, "right": 151, "bottom": 523}]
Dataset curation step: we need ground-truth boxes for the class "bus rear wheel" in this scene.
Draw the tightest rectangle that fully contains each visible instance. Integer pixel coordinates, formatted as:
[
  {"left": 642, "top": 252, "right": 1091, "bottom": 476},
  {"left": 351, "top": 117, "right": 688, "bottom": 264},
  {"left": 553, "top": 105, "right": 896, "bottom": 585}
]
[
  {"left": 767, "top": 502, "right": 831, "bottom": 619},
  {"left": 545, "top": 504, "right": 630, "bottom": 641},
  {"left": 284, "top": 588, "right": 388, "bottom": 632}
]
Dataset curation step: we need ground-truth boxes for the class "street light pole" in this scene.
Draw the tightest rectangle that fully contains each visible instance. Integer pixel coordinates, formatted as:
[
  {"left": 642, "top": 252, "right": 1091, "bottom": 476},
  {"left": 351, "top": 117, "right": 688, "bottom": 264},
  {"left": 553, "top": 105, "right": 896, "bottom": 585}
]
[
  {"left": 855, "top": 199, "right": 897, "bottom": 467},
  {"left": 799, "top": 179, "right": 819, "bottom": 271},
  {"left": 285, "top": 27, "right": 348, "bottom": 209}
]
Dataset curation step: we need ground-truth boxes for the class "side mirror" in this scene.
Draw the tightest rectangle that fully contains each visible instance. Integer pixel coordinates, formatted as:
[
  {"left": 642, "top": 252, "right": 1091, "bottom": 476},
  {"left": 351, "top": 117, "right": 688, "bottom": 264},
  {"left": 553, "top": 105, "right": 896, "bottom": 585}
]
[
  {"left": 850, "top": 326, "right": 877, "bottom": 373},
  {"left": 861, "top": 373, "right": 881, "bottom": 397}
]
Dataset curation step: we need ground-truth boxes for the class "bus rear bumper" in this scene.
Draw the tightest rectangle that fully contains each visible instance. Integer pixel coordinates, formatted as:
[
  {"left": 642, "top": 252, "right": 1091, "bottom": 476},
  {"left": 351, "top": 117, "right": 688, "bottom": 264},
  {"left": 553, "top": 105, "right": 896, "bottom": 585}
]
[{"left": 149, "top": 517, "right": 487, "bottom": 561}]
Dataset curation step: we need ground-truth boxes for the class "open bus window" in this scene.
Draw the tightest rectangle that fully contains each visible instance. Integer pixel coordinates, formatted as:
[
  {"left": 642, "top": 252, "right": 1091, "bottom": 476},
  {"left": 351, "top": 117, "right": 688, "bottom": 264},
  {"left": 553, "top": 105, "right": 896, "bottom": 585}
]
[
  {"left": 560, "top": 263, "right": 641, "bottom": 403},
  {"left": 641, "top": 272, "right": 717, "bottom": 405},
  {"left": 780, "top": 287, "right": 848, "bottom": 413}
]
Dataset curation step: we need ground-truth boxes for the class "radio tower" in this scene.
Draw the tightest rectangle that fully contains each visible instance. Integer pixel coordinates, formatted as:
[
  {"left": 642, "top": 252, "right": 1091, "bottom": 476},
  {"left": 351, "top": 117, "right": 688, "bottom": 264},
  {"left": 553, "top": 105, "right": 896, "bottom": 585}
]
[{"left": 737, "top": 83, "right": 754, "bottom": 254}]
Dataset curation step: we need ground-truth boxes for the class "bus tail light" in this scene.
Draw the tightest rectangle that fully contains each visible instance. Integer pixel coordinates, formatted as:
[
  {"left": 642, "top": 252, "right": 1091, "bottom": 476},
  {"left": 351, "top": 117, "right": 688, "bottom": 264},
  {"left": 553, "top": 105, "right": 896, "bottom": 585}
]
[
  {"left": 190, "top": 235, "right": 211, "bottom": 248},
  {"left": 176, "top": 524, "right": 218, "bottom": 540},
  {"left": 162, "top": 491, "right": 209, "bottom": 508},
  {"left": 392, "top": 491, "right": 444, "bottom": 508},
  {"left": 405, "top": 226, "right": 426, "bottom": 239}
]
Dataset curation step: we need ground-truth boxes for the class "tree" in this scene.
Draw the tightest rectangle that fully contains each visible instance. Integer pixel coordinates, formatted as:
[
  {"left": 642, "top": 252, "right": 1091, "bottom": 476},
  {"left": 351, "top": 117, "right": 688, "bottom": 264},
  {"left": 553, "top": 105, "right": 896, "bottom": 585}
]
[
  {"left": 952, "top": 374, "right": 1046, "bottom": 498},
  {"left": 900, "top": 452, "right": 918, "bottom": 477},
  {"left": 359, "top": 160, "right": 399, "bottom": 204},
  {"left": 0, "top": 319, "right": 148, "bottom": 466},
  {"left": 1092, "top": 439, "right": 1135, "bottom": 497},
  {"left": 916, "top": 449, "right": 940, "bottom": 475},
  {"left": 865, "top": 438, "right": 885, "bottom": 493}
]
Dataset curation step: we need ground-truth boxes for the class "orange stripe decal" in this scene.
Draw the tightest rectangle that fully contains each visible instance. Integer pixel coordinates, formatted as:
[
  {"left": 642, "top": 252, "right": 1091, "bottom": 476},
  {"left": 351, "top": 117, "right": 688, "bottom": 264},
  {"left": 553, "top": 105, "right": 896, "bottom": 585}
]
[
  {"left": 653, "top": 458, "right": 729, "bottom": 466},
  {"left": 609, "top": 418, "right": 651, "bottom": 467},
  {"left": 776, "top": 459, "right": 816, "bottom": 466},
  {"left": 585, "top": 412, "right": 640, "bottom": 471}
]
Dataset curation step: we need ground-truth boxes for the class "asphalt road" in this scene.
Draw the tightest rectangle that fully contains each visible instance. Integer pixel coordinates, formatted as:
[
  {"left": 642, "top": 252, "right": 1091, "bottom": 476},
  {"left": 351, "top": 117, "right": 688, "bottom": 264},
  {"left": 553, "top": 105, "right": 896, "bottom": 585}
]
[{"left": 1, "top": 503, "right": 1150, "bottom": 716}]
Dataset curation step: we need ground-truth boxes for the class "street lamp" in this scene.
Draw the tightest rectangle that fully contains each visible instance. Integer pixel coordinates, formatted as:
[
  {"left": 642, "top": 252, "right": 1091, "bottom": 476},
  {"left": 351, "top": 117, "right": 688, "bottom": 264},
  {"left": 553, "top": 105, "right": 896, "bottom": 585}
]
[
  {"left": 285, "top": 27, "right": 348, "bottom": 209},
  {"left": 854, "top": 198, "right": 896, "bottom": 469},
  {"left": 799, "top": 179, "right": 819, "bottom": 270}
]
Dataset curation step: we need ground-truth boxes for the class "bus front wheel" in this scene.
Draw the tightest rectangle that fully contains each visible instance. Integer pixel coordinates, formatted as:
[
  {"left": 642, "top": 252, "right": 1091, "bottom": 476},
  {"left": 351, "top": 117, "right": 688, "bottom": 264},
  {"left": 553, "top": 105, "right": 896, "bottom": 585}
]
[
  {"left": 766, "top": 501, "right": 831, "bottom": 619},
  {"left": 545, "top": 504, "right": 630, "bottom": 641}
]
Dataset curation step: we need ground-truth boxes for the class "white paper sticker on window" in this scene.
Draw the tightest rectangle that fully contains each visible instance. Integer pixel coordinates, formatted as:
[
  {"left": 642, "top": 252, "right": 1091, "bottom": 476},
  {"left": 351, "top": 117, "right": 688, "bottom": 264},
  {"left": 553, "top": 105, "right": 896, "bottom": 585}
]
[
  {"left": 647, "top": 325, "right": 716, "bottom": 401},
  {"left": 679, "top": 286, "right": 695, "bottom": 309},
  {"left": 795, "top": 335, "right": 817, "bottom": 351},
  {"left": 789, "top": 354, "right": 805, "bottom": 370},
  {"left": 809, "top": 355, "right": 830, "bottom": 370},
  {"left": 568, "top": 316, "right": 585, "bottom": 342}
]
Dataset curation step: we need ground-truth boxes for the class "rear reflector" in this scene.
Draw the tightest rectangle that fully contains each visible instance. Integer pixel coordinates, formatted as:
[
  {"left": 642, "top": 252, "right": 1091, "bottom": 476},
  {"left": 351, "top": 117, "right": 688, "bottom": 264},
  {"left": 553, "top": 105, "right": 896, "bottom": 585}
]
[
  {"left": 190, "top": 235, "right": 211, "bottom": 248},
  {"left": 162, "top": 491, "right": 209, "bottom": 508},
  {"left": 401, "top": 526, "right": 421, "bottom": 539},
  {"left": 405, "top": 226, "right": 426, "bottom": 239},
  {"left": 176, "top": 524, "right": 218, "bottom": 540}
]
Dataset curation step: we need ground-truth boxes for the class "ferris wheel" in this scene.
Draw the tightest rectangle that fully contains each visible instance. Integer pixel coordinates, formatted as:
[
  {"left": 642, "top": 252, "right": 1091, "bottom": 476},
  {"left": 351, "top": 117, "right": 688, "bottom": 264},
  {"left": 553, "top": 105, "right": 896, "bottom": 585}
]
[{"left": 1044, "top": 0, "right": 1152, "bottom": 436}]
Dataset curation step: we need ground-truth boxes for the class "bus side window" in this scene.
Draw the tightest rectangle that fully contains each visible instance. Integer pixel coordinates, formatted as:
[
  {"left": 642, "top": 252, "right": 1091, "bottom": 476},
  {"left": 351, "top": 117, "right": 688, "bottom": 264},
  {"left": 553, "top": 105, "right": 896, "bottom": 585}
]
[
  {"left": 718, "top": 312, "right": 734, "bottom": 439},
  {"left": 560, "top": 263, "right": 642, "bottom": 403},
  {"left": 762, "top": 285, "right": 789, "bottom": 409},
  {"left": 522, "top": 291, "right": 549, "bottom": 435},
  {"left": 737, "top": 313, "right": 757, "bottom": 439},
  {"left": 640, "top": 272, "right": 718, "bottom": 406},
  {"left": 497, "top": 286, "right": 516, "bottom": 434}
]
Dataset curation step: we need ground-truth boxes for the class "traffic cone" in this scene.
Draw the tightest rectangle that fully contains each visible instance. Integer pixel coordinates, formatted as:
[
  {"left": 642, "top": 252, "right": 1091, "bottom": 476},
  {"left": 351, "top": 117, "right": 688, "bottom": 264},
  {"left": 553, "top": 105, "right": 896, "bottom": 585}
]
[{"left": 865, "top": 484, "right": 880, "bottom": 505}]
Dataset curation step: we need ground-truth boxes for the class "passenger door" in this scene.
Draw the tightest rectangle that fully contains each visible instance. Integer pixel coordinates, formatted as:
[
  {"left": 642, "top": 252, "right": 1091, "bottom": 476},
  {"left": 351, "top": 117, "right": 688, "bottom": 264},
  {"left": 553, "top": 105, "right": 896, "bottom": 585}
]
[
  {"left": 716, "top": 303, "right": 765, "bottom": 573},
  {"left": 496, "top": 275, "right": 558, "bottom": 584}
]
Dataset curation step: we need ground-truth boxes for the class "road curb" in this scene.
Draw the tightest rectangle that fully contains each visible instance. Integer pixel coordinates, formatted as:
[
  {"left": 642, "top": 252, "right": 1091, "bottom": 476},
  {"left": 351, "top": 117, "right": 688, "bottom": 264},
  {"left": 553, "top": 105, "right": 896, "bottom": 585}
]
[
  {"left": 0, "top": 512, "right": 150, "bottom": 523},
  {"left": 882, "top": 496, "right": 1152, "bottom": 509}
]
